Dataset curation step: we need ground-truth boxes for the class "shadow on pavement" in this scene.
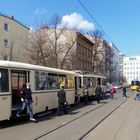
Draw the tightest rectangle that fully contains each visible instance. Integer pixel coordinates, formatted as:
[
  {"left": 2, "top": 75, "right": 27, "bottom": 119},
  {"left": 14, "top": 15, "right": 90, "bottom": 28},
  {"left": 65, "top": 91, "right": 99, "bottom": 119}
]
[{"left": 0, "top": 94, "right": 112, "bottom": 128}]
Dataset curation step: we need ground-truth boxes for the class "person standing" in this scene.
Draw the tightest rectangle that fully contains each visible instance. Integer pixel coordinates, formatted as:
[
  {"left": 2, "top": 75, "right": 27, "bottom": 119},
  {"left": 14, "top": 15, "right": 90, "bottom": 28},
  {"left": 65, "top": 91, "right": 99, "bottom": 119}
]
[
  {"left": 110, "top": 84, "right": 114, "bottom": 99},
  {"left": 57, "top": 86, "right": 67, "bottom": 116},
  {"left": 122, "top": 83, "right": 127, "bottom": 98},
  {"left": 83, "top": 85, "right": 89, "bottom": 105},
  {"left": 17, "top": 83, "right": 36, "bottom": 122},
  {"left": 134, "top": 87, "right": 140, "bottom": 100},
  {"left": 95, "top": 84, "right": 102, "bottom": 103}
]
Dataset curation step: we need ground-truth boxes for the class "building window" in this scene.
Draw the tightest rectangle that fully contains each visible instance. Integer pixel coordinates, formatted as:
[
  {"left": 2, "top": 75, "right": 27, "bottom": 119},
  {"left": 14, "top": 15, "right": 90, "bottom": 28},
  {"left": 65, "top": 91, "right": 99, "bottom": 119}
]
[
  {"left": 133, "top": 72, "right": 135, "bottom": 75},
  {"left": 4, "top": 39, "right": 9, "bottom": 48},
  {"left": 4, "top": 23, "right": 9, "bottom": 31}
]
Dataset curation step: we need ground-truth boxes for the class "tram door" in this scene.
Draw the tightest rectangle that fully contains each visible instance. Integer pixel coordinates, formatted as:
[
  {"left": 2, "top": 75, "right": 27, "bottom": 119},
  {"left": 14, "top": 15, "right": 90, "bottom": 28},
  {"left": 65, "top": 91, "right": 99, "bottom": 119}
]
[
  {"left": 97, "top": 78, "right": 101, "bottom": 85},
  {"left": 11, "top": 70, "right": 28, "bottom": 113}
]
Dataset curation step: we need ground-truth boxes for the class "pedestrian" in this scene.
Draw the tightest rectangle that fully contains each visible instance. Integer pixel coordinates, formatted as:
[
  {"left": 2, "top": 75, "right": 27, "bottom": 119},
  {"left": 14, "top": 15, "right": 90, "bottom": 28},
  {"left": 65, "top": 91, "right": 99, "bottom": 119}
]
[
  {"left": 17, "top": 83, "right": 36, "bottom": 122},
  {"left": 57, "top": 86, "right": 67, "bottom": 116},
  {"left": 122, "top": 83, "right": 127, "bottom": 98},
  {"left": 110, "top": 84, "right": 114, "bottom": 99},
  {"left": 134, "top": 87, "right": 140, "bottom": 100},
  {"left": 83, "top": 85, "right": 89, "bottom": 105},
  {"left": 95, "top": 84, "right": 102, "bottom": 103}
]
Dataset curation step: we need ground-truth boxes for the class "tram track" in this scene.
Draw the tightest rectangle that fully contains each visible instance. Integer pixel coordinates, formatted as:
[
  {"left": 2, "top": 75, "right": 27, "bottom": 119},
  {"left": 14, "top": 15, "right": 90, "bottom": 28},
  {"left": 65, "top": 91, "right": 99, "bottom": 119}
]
[
  {"left": 33, "top": 95, "right": 127, "bottom": 140},
  {"left": 33, "top": 102, "right": 106, "bottom": 140},
  {"left": 79, "top": 99, "right": 127, "bottom": 140}
]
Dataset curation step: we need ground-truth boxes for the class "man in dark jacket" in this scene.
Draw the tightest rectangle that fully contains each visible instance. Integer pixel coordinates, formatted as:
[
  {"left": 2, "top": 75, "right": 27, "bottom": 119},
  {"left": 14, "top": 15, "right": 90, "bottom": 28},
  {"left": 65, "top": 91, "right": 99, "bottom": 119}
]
[
  {"left": 122, "top": 83, "right": 127, "bottom": 98},
  {"left": 83, "top": 85, "right": 89, "bottom": 105},
  {"left": 17, "top": 83, "right": 36, "bottom": 122},
  {"left": 95, "top": 84, "right": 102, "bottom": 104},
  {"left": 57, "top": 86, "right": 67, "bottom": 116}
]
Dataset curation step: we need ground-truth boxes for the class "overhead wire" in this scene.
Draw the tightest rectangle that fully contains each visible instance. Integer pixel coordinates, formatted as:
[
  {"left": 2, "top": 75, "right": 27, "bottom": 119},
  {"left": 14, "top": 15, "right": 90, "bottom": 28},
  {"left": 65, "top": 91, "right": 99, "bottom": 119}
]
[{"left": 77, "top": 0, "right": 114, "bottom": 43}]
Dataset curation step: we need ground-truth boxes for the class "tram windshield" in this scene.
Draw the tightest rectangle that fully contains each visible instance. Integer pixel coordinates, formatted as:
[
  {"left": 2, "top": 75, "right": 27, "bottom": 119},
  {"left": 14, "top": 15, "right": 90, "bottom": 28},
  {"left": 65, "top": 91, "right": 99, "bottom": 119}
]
[{"left": 131, "top": 80, "right": 140, "bottom": 86}]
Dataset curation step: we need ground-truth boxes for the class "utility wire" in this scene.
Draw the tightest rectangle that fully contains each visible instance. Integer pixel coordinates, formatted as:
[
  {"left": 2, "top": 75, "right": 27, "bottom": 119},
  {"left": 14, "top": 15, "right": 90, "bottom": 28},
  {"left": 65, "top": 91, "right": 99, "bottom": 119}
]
[{"left": 77, "top": 0, "right": 114, "bottom": 43}]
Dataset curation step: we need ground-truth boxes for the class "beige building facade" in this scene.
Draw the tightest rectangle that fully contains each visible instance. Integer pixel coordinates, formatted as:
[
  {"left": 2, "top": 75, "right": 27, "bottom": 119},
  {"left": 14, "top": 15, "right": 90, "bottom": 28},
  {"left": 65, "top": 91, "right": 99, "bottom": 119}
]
[
  {"left": 0, "top": 13, "right": 29, "bottom": 62},
  {"left": 29, "top": 28, "right": 94, "bottom": 72},
  {"left": 76, "top": 32, "right": 93, "bottom": 72}
]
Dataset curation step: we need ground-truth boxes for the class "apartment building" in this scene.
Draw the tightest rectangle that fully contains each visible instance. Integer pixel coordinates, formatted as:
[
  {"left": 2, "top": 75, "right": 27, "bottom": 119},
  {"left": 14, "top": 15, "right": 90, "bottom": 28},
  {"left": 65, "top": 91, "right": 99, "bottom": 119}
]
[
  {"left": 119, "top": 54, "right": 125, "bottom": 83},
  {"left": 109, "top": 43, "right": 120, "bottom": 84},
  {"left": 123, "top": 56, "right": 140, "bottom": 84},
  {"left": 76, "top": 32, "right": 93, "bottom": 72},
  {"left": 0, "top": 13, "right": 29, "bottom": 62},
  {"left": 85, "top": 34, "right": 113, "bottom": 81}
]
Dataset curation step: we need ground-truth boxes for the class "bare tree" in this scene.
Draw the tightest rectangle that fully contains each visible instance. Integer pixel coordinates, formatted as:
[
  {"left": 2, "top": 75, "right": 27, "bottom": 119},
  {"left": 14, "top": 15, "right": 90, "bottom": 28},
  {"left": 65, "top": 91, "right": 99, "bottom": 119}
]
[
  {"left": 27, "top": 28, "right": 55, "bottom": 66},
  {"left": 87, "top": 29, "right": 105, "bottom": 74},
  {"left": 120, "top": 76, "right": 127, "bottom": 84},
  {"left": 9, "top": 40, "right": 15, "bottom": 61},
  {"left": 90, "top": 29, "right": 104, "bottom": 38},
  {"left": 27, "top": 14, "right": 76, "bottom": 69},
  {"left": 86, "top": 29, "right": 113, "bottom": 79}
]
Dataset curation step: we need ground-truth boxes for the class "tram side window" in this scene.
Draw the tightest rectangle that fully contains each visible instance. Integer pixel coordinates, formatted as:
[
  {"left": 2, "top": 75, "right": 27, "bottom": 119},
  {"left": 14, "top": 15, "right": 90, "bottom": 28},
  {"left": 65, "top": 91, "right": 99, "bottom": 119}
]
[
  {"left": 58, "top": 75, "right": 66, "bottom": 89},
  {"left": 35, "top": 71, "right": 58, "bottom": 90},
  {"left": 35, "top": 71, "right": 48, "bottom": 90},
  {"left": 47, "top": 73, "right": 58, "bottom": 89},
  {"left": 0, "top": 69, "right": 9, "bottom": 92},
  {"left": 83, "top": 78, "right": 90, "bottom": 87},
  {"left": 66, "top": 75, "right": 74, "bottom": 89},
  {"left": 58, "top": 74, "right": 74, "bottom": 89},
  {"left": 91, "top": 78, "right": 96, "bottom": 87}
]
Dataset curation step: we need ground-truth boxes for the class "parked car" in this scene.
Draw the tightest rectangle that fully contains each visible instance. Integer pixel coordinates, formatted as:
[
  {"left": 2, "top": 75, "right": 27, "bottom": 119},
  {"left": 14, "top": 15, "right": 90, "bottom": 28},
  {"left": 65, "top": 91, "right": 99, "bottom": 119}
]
[{"left": 114, "top": 85, "right": 119, "bottom": 89}]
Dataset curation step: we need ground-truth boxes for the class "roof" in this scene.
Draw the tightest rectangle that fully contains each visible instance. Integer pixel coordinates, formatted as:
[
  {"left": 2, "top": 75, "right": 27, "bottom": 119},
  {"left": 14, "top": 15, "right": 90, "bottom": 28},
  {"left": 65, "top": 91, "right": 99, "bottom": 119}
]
[
  {"left": 0, "top": 60, "right": 77, "bottom": 75},
  {"left": 75, "top": 73, "right": 106, "bottom": 79},
  {"left": 0, "top": 12, "right": 29, "bottom": 30}
]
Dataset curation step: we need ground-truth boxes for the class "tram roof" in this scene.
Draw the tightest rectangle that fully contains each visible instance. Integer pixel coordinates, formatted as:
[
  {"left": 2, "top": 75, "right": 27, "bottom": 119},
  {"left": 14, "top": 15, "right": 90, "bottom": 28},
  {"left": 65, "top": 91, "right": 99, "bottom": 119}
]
[
  {"left": 0, "top": 60, "right": 77, "bottom": 75},
  {"left": 76, "top": 73, "right": 106, "bottom": 79}
]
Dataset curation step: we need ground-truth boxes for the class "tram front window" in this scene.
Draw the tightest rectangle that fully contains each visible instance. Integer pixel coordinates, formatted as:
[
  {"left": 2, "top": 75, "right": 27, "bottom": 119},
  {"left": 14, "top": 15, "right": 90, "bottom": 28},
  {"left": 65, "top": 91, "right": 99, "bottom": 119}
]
[{"left": 0, "top": 69, "right": 9, "bottom": 92}]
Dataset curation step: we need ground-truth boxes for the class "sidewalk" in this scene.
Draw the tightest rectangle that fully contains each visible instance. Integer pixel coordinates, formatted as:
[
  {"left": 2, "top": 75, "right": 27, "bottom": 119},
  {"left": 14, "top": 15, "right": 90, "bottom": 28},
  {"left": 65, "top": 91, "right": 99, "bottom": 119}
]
[{"left": 84, "top": 95, "right": 140, "bottom": 140}]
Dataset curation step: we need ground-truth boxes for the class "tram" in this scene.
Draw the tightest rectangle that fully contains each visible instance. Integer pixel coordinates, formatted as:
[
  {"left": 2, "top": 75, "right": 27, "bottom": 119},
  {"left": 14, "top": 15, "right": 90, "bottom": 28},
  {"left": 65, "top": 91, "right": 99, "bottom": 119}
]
[
  {"left": 0, "top": 61, "right": 106, "bottom": 121},
  {"left": 0, "top": 60, "right": 77, "bottom": 121},
  {"left": 74, "top": 71, "right": 106, "bottom": 100},
  {"left": 131, "top": 80, "right": 140, "bottom": 90}
]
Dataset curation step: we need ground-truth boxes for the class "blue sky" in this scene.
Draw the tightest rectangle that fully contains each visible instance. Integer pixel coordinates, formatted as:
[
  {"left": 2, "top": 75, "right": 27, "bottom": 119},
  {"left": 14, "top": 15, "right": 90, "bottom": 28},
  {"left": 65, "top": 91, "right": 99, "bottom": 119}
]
[{"left": 0, "top": 0, "right": 140, "bottom": 56}]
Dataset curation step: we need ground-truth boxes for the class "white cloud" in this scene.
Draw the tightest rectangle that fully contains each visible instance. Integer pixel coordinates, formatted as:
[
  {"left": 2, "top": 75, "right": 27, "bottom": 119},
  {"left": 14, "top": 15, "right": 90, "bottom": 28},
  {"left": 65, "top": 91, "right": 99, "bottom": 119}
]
[
  {"left": 61, "top": 13, "right": 94, "bottom": 31},
  {"left": 34, "top": 6, "right": 47, "bottom": 15}
]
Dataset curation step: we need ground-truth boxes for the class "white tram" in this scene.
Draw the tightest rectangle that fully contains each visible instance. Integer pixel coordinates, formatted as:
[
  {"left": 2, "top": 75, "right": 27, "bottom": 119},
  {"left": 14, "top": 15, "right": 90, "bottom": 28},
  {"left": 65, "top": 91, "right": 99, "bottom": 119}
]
[
  {"left": 75, "top": 72, "right": 106, "bottom": 99},
  {"left": 0, "top": 60, "right": 76, "bottom": 121}
]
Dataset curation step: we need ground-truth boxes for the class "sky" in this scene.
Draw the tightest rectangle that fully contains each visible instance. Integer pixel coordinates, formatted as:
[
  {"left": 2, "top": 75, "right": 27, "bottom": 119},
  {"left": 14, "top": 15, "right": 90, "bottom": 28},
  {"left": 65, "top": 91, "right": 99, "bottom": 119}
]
[{"left": 0, "top": 0, "right": 140, "bottom": 56}]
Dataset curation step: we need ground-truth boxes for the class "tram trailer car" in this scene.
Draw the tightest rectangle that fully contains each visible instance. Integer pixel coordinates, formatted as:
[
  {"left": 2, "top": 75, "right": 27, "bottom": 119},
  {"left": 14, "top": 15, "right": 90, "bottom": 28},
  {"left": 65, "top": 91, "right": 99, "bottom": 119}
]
[
  {"left": 0, "top": 60, "right": 77, "bottom": 121},
  {"left": 75, "top": 73, "right": 106, "bottom": 101}
]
